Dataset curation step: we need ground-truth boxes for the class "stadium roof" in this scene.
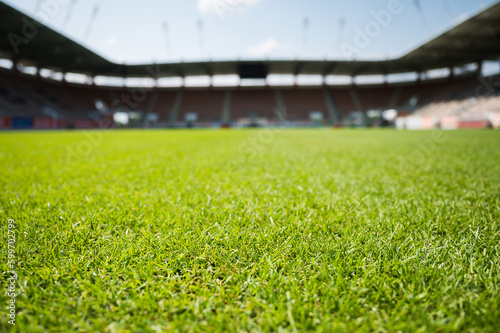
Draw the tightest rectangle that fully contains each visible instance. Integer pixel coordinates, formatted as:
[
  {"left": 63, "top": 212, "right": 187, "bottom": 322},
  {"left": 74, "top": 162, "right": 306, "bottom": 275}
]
[{"left": 1, "top": 1, "right": 500, "bottom": 78}]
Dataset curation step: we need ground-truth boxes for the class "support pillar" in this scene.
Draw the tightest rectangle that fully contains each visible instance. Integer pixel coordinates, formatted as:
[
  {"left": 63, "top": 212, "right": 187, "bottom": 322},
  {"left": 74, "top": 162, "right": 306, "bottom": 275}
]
[
  {"left": 221, "top": 90, "right": 232, "bottom": 124},
  {"left": 169, "top": 90, "right": 183, "bottom": 123},
  {"left": 323, "top": 88, "right": 340, "bottom": 125}
]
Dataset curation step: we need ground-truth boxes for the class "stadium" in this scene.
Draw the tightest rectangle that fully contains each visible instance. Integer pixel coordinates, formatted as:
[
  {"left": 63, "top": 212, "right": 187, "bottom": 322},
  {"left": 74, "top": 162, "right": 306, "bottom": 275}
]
[
  {"left": 1, "top": 1, "right": 500, "bottom": 129},
  {"left": 1, "top": 0, "right": 500, "bottom": 331}
]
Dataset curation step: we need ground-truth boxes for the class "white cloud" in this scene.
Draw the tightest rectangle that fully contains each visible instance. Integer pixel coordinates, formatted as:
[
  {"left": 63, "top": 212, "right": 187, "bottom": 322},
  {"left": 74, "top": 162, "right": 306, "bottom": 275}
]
[
  {"left": 106, "top": 37, "right": 118, "bottom": 46},
  {"left": 247, "top": 38, "right": 286, "bottom": 57},
  {"left": 197, "top": 0, "right": 263, "bottom": 18}
]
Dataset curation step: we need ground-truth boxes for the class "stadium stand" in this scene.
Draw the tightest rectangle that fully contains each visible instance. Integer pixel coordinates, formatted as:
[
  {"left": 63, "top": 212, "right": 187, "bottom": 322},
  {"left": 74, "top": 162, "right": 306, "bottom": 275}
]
[
  {"left": 230, "top": 89, "right": 277, "bottom": 121},
  {"left": 152, "top": 90, "right": 177, "bottom": 123},
  {"left": 177, "top": 90, "right": 225, "bottom": 123},
  {"left": 330, "top": 88, "right": 358, "bottom": 117},
  {"left": 281, "top": 88, "right": 328, "bottom": 122},
  {"left": 397, "top": 74, "right": 500, "bottom": 129},
  {"left": 356, "top": 86, "right": 397, "bottom": 110}
]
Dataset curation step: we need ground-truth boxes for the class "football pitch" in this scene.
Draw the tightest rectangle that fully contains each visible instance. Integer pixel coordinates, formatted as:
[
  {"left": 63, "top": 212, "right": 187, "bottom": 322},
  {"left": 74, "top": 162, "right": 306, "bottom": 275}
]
[{"left": 1, "top": 129, "right": 499, "bottom": 332}]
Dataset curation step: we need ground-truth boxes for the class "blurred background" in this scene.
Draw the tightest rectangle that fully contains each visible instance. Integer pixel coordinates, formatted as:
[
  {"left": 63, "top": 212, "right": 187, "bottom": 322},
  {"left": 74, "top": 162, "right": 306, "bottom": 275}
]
[{"left": 0, "top": 0, "right": 499, "bottom": 129}]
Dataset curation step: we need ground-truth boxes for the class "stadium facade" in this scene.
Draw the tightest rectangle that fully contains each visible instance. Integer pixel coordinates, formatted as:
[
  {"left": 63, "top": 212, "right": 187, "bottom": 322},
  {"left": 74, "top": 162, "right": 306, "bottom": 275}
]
[{"left": 0, "top": 1, "right": 500, "bottom": 129}]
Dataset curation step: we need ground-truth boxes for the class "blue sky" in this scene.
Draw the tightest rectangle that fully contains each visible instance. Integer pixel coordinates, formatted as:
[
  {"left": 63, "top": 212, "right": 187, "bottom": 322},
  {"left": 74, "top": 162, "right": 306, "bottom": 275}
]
[{"left": 4, "top": 0, "right": 498, "bottom": 64}]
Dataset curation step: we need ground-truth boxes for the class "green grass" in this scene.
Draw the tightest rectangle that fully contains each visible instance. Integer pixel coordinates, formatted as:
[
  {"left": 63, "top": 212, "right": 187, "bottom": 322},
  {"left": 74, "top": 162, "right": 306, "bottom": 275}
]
[{"left": 1, "top": 129, "right": 499, "bottom": 332}]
